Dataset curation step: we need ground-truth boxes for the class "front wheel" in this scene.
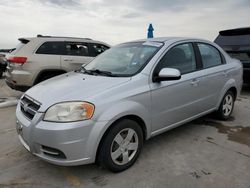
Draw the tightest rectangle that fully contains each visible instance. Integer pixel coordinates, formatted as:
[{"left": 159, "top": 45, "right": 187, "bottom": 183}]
[
  {"left": 97, "top": 119, "right": 143, "bottom": 172},
  {"left": 216, "top": 90, "right": 235, "bottom": 120}
]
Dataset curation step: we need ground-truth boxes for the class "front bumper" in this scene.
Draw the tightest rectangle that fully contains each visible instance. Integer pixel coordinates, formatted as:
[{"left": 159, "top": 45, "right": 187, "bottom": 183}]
[{"left": 16, "top": 102, "right": 108, "bottom": 166}]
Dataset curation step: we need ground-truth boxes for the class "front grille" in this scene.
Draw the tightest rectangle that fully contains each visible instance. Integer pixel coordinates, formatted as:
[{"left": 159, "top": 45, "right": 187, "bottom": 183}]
[{"left": 20, "top": 95, "right": 41, "bottom": 120}]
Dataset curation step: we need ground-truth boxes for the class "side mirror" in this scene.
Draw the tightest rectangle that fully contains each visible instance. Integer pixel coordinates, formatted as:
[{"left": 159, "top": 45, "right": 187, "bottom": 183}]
[{"left": 153, "top": 68, "right": 181, "bottom": 82}]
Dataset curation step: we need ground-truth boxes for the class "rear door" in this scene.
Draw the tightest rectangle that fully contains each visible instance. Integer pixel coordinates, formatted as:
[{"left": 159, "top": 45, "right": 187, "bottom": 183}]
[
  {"left": 61, "top": 42, "right": 94, "bottom": 71},
  {"left": 193, "top": 42, "right": 229, "bottom": 110},
  {"left": 32, "top": 41, "right": 63, "bottom": 72}
]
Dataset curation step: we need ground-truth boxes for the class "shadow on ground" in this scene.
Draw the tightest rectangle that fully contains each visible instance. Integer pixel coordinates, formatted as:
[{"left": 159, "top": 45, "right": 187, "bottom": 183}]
[{"left": 241, "top": 84, "right": 250, "bottom": 95}]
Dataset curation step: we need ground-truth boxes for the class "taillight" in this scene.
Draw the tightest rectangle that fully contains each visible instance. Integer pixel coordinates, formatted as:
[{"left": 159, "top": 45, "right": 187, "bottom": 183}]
[{"left": 7, "top": 56, "right": 27, "bottom": 64}]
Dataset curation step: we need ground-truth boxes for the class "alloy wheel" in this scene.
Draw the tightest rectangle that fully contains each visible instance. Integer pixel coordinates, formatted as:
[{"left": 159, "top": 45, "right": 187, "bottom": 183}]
[
  {"left": 223, "top": 94, "right": 233, "bottom": 116},
  {"left": 110, "top": 128, "right": 139, "bottom": 165}
]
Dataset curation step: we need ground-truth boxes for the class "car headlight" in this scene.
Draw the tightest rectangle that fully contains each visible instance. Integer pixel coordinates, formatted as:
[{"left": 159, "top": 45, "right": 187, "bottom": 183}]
[{"left": 44, "top": 102, "right": 95, "bottom": 122}]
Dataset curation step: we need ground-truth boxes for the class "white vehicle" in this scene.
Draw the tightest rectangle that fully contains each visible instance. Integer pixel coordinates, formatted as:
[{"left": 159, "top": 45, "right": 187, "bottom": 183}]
[{"left": 5, "top": 35, "right": 110, "bottom": 91}]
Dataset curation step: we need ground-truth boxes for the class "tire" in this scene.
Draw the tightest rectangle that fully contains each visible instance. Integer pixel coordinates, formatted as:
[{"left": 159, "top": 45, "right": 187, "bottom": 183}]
[
  {"left": 97, "top": 119, "right": 143, "bottom": 172},
  {"left": 0, "top": 71, "right": 3, "bottom": 78},
  {"left": 216, "top": 90, "right": 235, "bottom": 120}
]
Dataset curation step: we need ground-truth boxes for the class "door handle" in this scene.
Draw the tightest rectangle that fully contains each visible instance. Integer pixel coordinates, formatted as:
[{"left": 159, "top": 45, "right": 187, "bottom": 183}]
[{"left": 190, "top": 79, "right": 200, "bottom": 86}]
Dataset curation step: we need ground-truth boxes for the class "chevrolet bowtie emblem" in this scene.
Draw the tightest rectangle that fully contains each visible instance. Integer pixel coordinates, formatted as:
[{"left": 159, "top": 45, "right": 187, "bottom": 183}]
[{"left": 23, "top": 103, "right": 29, "bottom": 112}]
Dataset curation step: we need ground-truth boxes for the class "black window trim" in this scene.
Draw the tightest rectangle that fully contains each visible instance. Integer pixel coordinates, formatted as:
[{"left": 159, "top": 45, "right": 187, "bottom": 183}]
[
  {"left": 194, "top": 42, "right": 226, "bottom": 70},
  {"left": 192, "top": 42, "right": 203, "bottom": 70},
  {"left": 64, "top": 41, "right": 90, "bottom": 57},
  {"left": 35, "top": 41, "right": 93, "bottom": 56},
  {"left": 88, "top": 43, "right": 110, "bottom": 57},
  {"left": 152, "top": 42, "right": 199, "bottom": 81},
  {"left": 35, "top": 41, "right": 66, "bottom": 55}
]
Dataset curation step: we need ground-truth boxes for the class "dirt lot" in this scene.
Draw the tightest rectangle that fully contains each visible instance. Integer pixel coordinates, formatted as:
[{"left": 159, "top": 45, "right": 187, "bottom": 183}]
[{"left": 0, "top": 78, "right": 250, "bottom": 188}]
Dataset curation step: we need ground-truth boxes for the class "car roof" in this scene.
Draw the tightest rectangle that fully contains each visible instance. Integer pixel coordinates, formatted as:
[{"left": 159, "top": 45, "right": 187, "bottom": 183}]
[
  {"left": 18, "top": 35, "right": 111, "bottom": 47},
  {"left": 122, "top": 37, "right": 210, "bottom": 44},
  {"left": 219, "top": 27, "right": 250, "bottom": 36}
]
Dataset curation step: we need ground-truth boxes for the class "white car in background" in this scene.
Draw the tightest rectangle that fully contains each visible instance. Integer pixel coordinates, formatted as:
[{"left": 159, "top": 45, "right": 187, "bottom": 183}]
[{"left": 5, "top": 35, "right": 110, "bottom": 91}]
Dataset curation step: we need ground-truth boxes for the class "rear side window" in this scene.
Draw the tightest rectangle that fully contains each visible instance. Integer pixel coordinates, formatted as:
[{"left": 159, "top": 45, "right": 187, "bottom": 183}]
[
  {"left": 11, "top": 39, "right": 30, "bottom": 55},
  {"left": 65, "top": 42, "right": 89, "bottom": 56},
  {"left": 36, "top": 42, "right": 65, "bottom": 55},
  {"left": 154, "top": 43, "right": 196, "bottom": 75},
  {"left": 89, "top": 43, "right": 110, "bottom": 57},
  {"left": 197, "top": 43, "right": 222, "bottom": 68}
]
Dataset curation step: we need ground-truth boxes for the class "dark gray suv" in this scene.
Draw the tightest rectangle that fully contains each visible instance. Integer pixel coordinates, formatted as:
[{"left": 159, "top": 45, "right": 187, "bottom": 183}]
[{"left": 214, "top": 27, "right": 250, "bottom": 83}]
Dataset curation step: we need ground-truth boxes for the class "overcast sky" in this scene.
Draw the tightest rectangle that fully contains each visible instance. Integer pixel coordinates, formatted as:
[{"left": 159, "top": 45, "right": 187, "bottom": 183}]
[{"left": 0, "top": 0, "right": 249, "bottom": 48}]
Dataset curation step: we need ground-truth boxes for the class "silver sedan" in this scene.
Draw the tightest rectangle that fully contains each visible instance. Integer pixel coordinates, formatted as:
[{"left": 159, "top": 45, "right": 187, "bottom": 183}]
[{"left": 16, "top": 37, "right": 243, "bottom": 172}]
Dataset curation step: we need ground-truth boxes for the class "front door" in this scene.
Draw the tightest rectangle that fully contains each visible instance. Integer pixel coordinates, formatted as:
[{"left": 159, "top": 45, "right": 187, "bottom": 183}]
[{"left": 150, "top": 43, "right": 202, "bottom": 133}]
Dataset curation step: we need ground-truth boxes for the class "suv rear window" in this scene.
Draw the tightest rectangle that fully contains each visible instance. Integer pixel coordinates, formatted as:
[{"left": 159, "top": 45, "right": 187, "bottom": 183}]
[
  {"left": 227, "top": 51, "right": 250, "bottom": 62},
  {"left": 214, "top": 28, "right": 250, "bottom": 46},
  {"left": 11, "top": 38, "right": 30, "bottom": 55},
  {"left": 214, "top": 28, "right": 250, "bottom": 63},
  {"left": 215, "top": 35, "right": 250, "bottom": 46},
  {"left": 36, "top": 41, "right": 65, "bottom": 55}
]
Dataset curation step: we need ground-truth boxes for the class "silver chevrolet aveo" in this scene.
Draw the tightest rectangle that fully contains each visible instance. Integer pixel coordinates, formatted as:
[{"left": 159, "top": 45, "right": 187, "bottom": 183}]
[{"left": 16, "top": 37, "right": 243, "bottom": 172}]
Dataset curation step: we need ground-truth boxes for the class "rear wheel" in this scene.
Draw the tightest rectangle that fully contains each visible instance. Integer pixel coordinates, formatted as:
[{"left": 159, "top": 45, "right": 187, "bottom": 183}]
[
  {"left": 217, "top": 90, "right": 235, "bottom": 120},
  {"left": 98, "top": 119, "right": 143, "bottom": 172}
]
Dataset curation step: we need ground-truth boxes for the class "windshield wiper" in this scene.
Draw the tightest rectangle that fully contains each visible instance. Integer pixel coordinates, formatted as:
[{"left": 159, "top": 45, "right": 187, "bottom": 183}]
[
  {"left": 87, "top": 69, "right": 116, "bottom": 77},
  {"left": 79, "top": 67, "right": 116, "bottom": 77}
]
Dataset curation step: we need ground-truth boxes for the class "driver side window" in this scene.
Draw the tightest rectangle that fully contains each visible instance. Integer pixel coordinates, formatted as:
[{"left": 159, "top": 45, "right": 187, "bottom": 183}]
[{"left": 154, "top": 43, "right": 197, "bottom": 75}]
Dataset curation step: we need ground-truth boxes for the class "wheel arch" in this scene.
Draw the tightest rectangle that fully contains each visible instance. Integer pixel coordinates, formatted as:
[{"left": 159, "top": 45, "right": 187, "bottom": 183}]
[
  {"left": 95, "top": 114, "right": 148, "bottom": 163},
  {"left": 228, "top": 87, "right": 237, "bottom": 101},
  {"left": 216, "top": 79, "right": 238, "bottom": 109},
  {"left": 34, "top": 69, "right": 67, "bottom": 85}
]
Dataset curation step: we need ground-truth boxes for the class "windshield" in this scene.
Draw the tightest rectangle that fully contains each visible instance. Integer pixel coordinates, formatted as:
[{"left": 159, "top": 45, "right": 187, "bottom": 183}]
[{"left": 84, "top": 42, "right": 162, "bottom": 76}]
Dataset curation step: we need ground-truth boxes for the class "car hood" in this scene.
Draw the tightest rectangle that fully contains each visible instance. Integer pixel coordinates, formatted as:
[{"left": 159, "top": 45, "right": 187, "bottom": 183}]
[{"left": 25, "top": 72, "right": 131, "bottom": 112}]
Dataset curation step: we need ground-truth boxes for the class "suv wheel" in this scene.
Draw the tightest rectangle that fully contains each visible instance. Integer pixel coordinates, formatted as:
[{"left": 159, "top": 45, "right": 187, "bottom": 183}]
[
  {"left": 217, "top": 90, "right": 235, "bottom": 120},
  {"left": 98, "top": 119, "right": 143, "bottom": 172}
]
